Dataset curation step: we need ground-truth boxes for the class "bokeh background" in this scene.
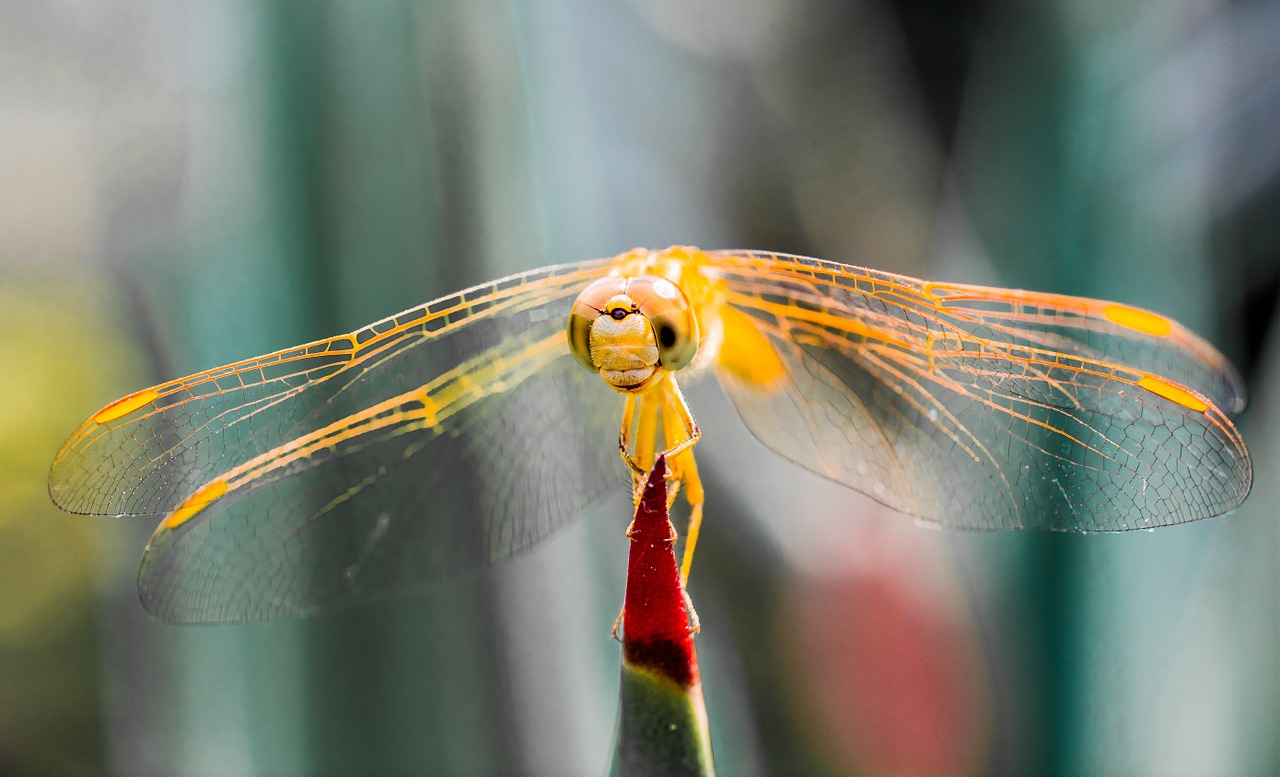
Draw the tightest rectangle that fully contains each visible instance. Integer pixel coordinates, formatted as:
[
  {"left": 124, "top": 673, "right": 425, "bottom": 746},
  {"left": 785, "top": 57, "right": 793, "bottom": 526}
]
[{"left": 3, "top": 0, "right": 1279, "bottom": 775}]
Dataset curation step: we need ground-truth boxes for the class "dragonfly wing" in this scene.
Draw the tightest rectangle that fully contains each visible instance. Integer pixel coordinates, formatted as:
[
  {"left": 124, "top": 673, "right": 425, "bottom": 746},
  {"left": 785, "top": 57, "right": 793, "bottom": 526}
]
[
  {"left": 50, "top": 261, "right": 623, "bottom": 622},
  {"left": 707, "top": 250, "right": 1251, "bottom": 532},
  {"left": 922, "top": 281, "right": 1247, "bottom": 415}
]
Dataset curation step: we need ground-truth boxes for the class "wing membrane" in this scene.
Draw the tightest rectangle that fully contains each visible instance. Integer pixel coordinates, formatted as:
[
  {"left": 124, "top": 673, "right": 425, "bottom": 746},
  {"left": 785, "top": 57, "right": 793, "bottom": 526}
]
[
  {"left": 50, "top": 261, "right": 623, "bottom": 621},
  {"left": 50, "top": 261, "right": 608, "bottom": 516},
  {"left": 924, "top": 282, "right": 1246, "bottom": 414},
  {"left": 706, "top": 250, "right": 1251, "bottom": 531},
  {"left": 49, "top": 247, "right": 1255, "bottom": 619}
]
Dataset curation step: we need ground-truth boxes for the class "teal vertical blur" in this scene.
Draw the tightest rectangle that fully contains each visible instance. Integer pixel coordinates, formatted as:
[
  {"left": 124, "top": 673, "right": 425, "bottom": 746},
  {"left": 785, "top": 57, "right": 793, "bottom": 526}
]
[
  {"left": 956, "top": 2, "right": 1272, "bottom": 775},
  {"left": 257, "top": 3, "right": 511, "bottom": 774},
  {"left": 954, "top": 7, "right": 1083, "bottom": 772},
  {"left": 136, "top": 2, "right": 594, "bottom": 774}
]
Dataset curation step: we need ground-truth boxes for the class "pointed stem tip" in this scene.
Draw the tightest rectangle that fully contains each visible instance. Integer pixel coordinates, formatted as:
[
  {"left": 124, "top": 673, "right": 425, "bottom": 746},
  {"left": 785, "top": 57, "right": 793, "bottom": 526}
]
[{"left": 622, "top": 455, "right": 697, "bottom": 687}]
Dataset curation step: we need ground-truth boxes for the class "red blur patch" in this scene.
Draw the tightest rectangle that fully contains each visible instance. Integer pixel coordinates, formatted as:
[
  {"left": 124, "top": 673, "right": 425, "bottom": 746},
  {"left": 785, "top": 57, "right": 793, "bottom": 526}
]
[
  {"left": 621, "top": 456, "right": 698, "bottom": 688},
  {"left": 786, "top": 556, "right": 991, "bottom": 777}
]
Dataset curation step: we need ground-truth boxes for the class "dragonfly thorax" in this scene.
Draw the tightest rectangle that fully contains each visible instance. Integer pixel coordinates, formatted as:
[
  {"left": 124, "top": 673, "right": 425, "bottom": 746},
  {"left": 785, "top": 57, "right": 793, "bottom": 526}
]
[{"left": 567, "top": 274, "right": 699, "bottom": 393}]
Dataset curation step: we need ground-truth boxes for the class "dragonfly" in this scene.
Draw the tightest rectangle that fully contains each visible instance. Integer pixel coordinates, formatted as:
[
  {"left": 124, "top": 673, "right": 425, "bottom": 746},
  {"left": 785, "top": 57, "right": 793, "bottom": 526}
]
[{"left": 48, "top": 246, "right": 1252, "bottom": 623}]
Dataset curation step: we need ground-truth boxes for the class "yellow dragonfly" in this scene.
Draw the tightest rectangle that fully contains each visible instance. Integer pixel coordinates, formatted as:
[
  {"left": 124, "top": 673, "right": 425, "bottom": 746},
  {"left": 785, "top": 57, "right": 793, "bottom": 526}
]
[{"left": 49, "top": 246, "right": 1252, "bottom": 623}]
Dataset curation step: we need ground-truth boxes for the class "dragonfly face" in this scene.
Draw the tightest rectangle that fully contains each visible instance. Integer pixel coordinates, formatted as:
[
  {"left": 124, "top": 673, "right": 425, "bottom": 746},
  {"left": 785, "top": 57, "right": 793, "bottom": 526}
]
[
  {"left": 567, "top": 275, "right": 699, "bottom": 392},
  {"left": 48, "top": 246, "right": 1253, "bottom": 623}
]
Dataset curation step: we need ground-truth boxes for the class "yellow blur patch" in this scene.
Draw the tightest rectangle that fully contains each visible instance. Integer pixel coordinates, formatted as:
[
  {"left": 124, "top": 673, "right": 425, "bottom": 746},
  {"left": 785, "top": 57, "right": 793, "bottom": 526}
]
[
  {"left": 1138, "top": 376, "right": 1209, "bottom": 413},
  {"left": 92, "top": 389, "right": 161, "bottom": 424},
  {"left": 1104, "top": 304, "right": 1172, "bottom": 337},
  {"left": 163, "top": 480, "right": 229, "bottom": 529},
  {"left": 718, "top": 306, "right": 785, "bottom": 388}
]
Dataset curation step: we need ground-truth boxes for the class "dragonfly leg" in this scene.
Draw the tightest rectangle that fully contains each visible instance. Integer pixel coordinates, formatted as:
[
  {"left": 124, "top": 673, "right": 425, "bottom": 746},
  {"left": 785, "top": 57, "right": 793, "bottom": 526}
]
[
  {"left": 619, "top": 392, "right": 661, "bottom": 492},
  {"left": 655, "top": 376, "right": 701, "bottom": 461},
  {"left": 658, "top": 382, "right": 704, "bottom": 585},
  {"left": 634, "top": 395, "right": 658, "bottom": 480},
  {"left": 618, "top": 394, "right": 646, "bottom": 480},
  {"left": 620, "top": 375, "right": 699, "bottom": 485},
  {"left": 684, "top": 589, "right": 701, "bottom": 634},
  {"left": 615, "top": 376, "right": 706, "bottom": 635},
  {"left": 660, "top": 379, "right": 704, "bottom": 633},
  {"left": 677, "top": 461, "right": 704, "bottom": 588},
  {"left": 619, "top": 393, "right": 637, "bottom": 469}
]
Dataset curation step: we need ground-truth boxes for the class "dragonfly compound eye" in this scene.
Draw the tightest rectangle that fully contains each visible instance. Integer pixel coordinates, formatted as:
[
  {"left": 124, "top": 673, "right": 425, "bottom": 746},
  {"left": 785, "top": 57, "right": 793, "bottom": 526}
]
[
  {"left": 568, "top": 276, "right": 628, "bottom": 372},
  {"left": 627, "top": 275, "right": 698, "bottom": 371}
]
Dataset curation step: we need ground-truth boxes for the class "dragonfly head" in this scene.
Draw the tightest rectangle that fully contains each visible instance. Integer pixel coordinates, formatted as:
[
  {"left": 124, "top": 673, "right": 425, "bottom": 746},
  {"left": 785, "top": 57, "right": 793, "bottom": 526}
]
[{"left": 568, "top": 275, "right": 698, "bottom": 393}]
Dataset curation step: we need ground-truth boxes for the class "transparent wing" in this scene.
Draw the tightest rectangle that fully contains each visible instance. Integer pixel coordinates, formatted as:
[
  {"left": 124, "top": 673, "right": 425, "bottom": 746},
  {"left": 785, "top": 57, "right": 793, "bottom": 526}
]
[
  {"left": 706, "top": 250, "right": 1251, "bottom": 531},
  {"left": 50, "top": 260, "right": 624, "bottom": 622},
  {"left": 921, "top": 281, "right": 1246, "bottom": 415}
]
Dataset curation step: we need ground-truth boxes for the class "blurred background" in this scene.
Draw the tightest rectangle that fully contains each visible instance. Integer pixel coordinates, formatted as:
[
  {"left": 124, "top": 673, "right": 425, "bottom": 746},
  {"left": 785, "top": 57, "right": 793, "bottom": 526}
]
[{"left": 3, "top": 0, "right": 1279, "bottom": 774}]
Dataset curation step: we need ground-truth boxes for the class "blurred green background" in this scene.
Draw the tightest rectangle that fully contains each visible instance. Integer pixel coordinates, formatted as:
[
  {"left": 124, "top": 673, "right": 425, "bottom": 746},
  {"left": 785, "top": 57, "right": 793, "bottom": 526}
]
[{"left": 3, "top": 0, "right": 1279, "bottom": 775}]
